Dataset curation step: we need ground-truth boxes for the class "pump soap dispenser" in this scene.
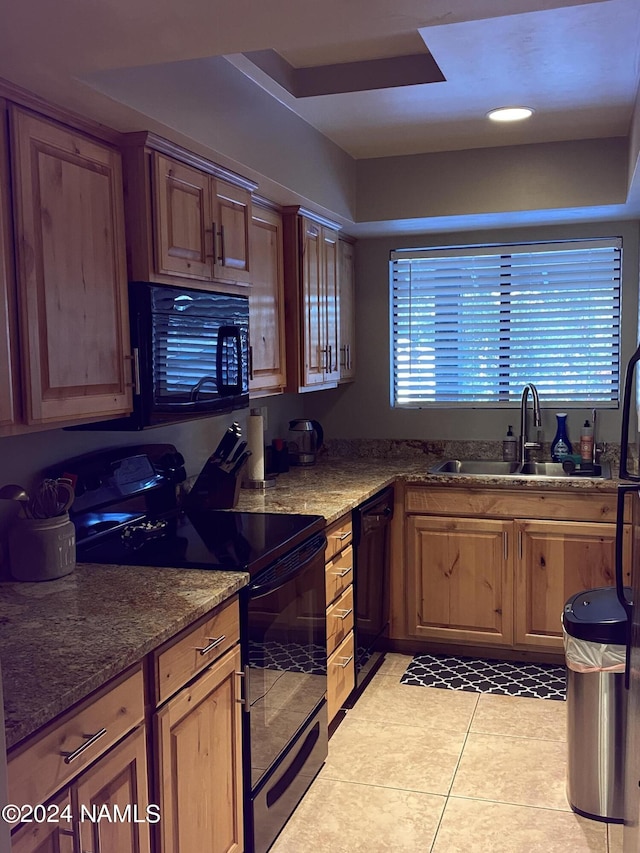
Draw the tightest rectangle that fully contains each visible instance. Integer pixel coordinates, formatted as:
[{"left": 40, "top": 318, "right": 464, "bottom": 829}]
[{"left": 503, "top": 425, "right": 517, "bottom": 462}]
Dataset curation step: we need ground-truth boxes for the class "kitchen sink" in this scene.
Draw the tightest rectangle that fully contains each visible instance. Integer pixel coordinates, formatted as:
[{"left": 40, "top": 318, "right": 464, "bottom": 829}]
[
  {"left": 429, "top": 459, "right": 612, "bottom": 480},
  {"left": 429, "top": 459, "right": 521, "bottom": 476}
]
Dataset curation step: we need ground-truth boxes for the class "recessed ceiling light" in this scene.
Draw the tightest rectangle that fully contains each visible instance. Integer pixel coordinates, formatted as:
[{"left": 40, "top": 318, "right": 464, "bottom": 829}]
[{"left": 487, "top": 106, "right": 534, "bottom": 122}]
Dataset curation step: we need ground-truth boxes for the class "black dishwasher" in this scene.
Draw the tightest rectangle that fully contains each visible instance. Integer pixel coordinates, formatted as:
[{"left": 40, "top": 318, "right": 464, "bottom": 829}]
[{"left": 352, "top": 486, "right": 394, "bottom": 693}]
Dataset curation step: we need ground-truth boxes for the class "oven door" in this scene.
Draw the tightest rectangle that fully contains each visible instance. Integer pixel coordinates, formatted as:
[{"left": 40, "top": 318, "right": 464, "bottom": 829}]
[{"left": 243, "top": 533, "right": 327, "bottom": 792}]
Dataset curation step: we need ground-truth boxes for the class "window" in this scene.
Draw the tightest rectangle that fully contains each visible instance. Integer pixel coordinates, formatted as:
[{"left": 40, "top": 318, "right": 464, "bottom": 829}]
[{"left": 390, "top": 239, "right": 621, "bottom": 407}]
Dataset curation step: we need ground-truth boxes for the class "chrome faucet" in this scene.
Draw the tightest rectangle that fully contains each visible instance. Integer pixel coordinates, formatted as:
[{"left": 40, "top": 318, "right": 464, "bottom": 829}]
[{"left": 519, "top": 383, "right": 542, "bottom": 464}]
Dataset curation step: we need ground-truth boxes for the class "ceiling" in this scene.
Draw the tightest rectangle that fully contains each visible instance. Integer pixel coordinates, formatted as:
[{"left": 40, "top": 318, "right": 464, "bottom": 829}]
[{"left": 1, "top": 0, "right": 639, "bottom": 234}]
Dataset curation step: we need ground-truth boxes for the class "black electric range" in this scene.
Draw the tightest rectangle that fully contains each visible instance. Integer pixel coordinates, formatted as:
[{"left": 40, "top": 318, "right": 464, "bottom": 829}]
[
  {"left": 60, "top": 443, "right": 324, "bottom": 575},
  {"left": 55, "top": 443, "right": 329, "bottom": 853}
]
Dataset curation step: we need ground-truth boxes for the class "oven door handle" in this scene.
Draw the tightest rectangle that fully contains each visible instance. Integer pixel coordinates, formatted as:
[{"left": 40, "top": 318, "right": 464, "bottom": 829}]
[{"left": 248, "top": 537, "right": 327, "bottom": 598}]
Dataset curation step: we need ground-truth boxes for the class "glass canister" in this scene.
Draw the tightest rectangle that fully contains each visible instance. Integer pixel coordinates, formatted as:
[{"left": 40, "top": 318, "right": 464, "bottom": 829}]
[{"left": 551, "top": 413, "right": 573, "bottom": 462}]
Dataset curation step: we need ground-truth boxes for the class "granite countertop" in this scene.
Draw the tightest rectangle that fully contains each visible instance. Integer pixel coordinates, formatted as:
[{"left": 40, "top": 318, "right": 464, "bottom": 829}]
[
  {"left": 1, "top": 451, "right": 622, "bottom": 752},
  {"left": 0, "top": 565, "right": 248, "bottom": 750},
  {"left": 234, "top": 455, "right": 621, "bottom": 522}
]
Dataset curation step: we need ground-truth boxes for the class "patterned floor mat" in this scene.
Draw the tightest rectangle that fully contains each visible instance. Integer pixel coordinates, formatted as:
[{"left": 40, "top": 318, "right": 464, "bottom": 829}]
[{"left": 400, "top": 653, "right": 566, "bottom": 700}]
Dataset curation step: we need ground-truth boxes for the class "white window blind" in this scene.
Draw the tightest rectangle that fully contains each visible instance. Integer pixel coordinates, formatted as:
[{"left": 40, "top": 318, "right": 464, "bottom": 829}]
[{"left": 390, "top": 239, "right": 622, "bottom": 407}]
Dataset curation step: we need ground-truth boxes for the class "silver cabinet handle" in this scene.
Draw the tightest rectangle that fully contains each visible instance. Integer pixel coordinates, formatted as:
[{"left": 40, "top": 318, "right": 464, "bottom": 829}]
[
  {"left": 346, "top": 344, "right": 351, "bottom": 370},
  {"left": 61, "top": 728, "right": 107, "bottom": 764},
  {"left": 331, "top": 566, "right": 352, "bottom": 577},
  {"left": 333, "top": 655, "right": 353, "bottom": 669},
  {"left": 340, "top": 345, "right": 346, "bottom": 368},
  {"left": 503, "top": 530, "right": 508, "bottom": 560},
  {"left": 334, "top": 608, "right": 353, "bottom": 620},
  {"left": 196, "top": 635, "right": 226, "bottom": 656},
  {"left": 328, "top": 345, "right": 332, "bottom": 372},
  {"left": 331, "top": 531, "right": 351, "bottom": 541},
  {"left": 218, "top": 223, "right": 226, "bottom": 265},
  {"left": 235, "top": 666, "right": 249, "bottom": 708}
]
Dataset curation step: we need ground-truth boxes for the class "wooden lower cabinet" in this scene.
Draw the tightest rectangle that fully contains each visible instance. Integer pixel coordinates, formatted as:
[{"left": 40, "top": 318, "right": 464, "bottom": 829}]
[
  {"left": 515, "top": 519, "right": 631, "bottom": 651},
  {"left": 75, "top": 725, "right": 151, "bottom": 853},
  {"left": 11, "top": 726, "right": 150, "bottom": 853},
  {"left": 402, "top": 486, "right": 630, "bottom": 656},
  {"left": 11, "top": 790, "right": 75, "bottom": 853},
  {"left": 154, "top": 644, "right": 243, "bottom": 853},
  {"left": 325, "top": 514, "right": 355, "bottom": 724},
  {"left": 327, "top": 633, "right": 355, "bottom": 723},
  {"left": 407, "top": 515, "right": 513, "bottom": 646}
]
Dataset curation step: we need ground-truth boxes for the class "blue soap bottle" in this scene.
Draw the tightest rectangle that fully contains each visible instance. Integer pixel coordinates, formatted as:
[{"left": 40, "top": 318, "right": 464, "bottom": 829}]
[{"left": 551, "top": 413, "right": 572, "bottom": 461}]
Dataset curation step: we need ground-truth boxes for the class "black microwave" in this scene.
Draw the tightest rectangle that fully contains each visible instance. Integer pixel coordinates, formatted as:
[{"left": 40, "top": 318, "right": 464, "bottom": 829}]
[{"left": 73, "top": 282, "right": 249, "bottom": 430}]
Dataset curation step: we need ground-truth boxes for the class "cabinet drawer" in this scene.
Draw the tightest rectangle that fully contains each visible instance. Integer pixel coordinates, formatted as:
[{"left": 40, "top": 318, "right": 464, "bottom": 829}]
[
  {"left": 327, "top": 632, "right": 355, "bottom": 722},
  {"left": 325, "top": 545, "right": 353, "bottom": 605},
  {"left": 8, "top": 665, "right": 144, "bottom": 810},
  {"left": 406, "top": 486, "right": 621, "bottom": 523},
  {"left": 154, "top": 597, "right": 240, "bottom": 705},
  {"left": 325, "top": 517, "right": 353, "bottom": 562},
  {"left": 326, "top": 586, "right": 354, "bottom": 656}
]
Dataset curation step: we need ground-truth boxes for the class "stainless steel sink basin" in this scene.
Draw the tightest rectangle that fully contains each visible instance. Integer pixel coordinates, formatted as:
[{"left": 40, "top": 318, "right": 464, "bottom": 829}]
[
  {"left": 519, "top": 461, "right": 612, "bottom": 479},
  {"left": 429, "top": 459, "right": 521, "bottom": 476},
  {"left": 429, "top": 459, "right": 612, "bottom": 480}
]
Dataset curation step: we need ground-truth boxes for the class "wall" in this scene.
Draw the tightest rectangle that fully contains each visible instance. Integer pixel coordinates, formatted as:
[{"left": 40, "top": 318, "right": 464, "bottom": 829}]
[{"left": 304, "top": 219, "right": 640, "bottom": 446}]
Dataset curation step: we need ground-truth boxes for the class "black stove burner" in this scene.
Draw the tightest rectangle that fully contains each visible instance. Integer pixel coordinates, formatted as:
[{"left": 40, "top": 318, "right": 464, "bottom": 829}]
[{"left": 76, "top": 507, "right": 324, "bottom": 577}]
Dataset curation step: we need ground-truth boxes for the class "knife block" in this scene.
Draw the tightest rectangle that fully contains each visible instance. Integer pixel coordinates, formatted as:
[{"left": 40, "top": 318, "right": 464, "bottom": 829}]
[{"left": 185, "top": 457, "right": 249, "bottom": 509}]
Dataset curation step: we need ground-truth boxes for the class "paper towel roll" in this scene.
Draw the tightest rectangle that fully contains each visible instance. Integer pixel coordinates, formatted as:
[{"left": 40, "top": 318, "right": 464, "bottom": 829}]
[{"left": 246, "top": 413, "right": 265, "bottom": 481}]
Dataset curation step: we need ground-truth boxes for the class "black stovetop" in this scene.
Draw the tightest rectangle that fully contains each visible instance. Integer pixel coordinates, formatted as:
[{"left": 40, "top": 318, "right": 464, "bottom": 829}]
[
  {"left": 56, "top": 442, "right": 325, "bottom": 577},
  {"left": 76, "top": 507, "right": 325, "bottom": 577}
]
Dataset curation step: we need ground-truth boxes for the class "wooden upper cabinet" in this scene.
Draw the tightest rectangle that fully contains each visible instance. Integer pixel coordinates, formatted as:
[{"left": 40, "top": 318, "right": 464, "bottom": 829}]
[
  {"left": 249, "top": 203, "right": 287, "bottom": 395},
  {"left": 124, "top": 135, "right": 256, "bottom": 290},
  {"left": 322, "top": 227, "right": 340, "bottom": 383},
  {"left": 283, "top": 207, "right": 342, "bottom": 392},
  {"left": 153, "top": 153, "right": 212, "bottom": 280},
  {"left": 9, "top": 106, "right": 132, "bottom": 425},
  {"left": 213, "top": 179, "right": 251, "bottom": 284},
  {"left": 301, "top": 218, "right": 325, "bottom": 388},
  {"left": 0, "top": 101, "right": 20, "bottom": 429},
  {"left": 338, "top": 237, "right": 356, "bottom": 382}
]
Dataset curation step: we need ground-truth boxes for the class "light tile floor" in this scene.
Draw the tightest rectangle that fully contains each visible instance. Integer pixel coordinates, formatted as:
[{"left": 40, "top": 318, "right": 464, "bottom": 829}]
[{"left": 271, "top": 653, "right": 624, "bottom": 853}]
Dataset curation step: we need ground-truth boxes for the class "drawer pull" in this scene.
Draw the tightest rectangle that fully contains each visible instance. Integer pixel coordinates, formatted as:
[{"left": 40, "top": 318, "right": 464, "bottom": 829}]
[
  {"left": 196, "top": 635, "right": 226, "bottom": 656},
  {"left": 334, "top": 608, "right": 353, "bottom": 621},
  {"left": 331, "top": 531, "right": 351, "bottom": 541},
  {"left": 61, "top": 728, "right": 107, "bottom": 764},
  {"left": 331, "top": 566, "right": 352, "bottom": 577},
  {"left": 333, "top": 655, "right": 353, "bottom": 669}
]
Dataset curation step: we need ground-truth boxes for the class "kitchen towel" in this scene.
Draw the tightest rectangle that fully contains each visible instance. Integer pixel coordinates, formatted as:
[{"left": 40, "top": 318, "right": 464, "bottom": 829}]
[
  {"left": 246, "top": 411, "right": 265, "bottom": 481},
  {"left": 401, "top": 653, "right": 566, "bottom": 700}
]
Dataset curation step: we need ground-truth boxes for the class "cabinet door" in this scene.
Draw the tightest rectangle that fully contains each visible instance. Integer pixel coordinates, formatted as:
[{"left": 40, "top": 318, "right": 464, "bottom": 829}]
[
  {"left": 338, "top": 238, "right": 356, "bottom": 382},
  {"left": 155, "top": 645, "right": 243, "bottom": 853},
  {"left": 515, "top": 519, "right": 631, "bottom": 650},
  {"left": 10, "top": 790, "right": 74, "bottom": 853},
  {"left": 75, "top": 725, "right": 151, "bottom": 853},
  {"left": 213, "top": 180, "right": 251, "bottom": 284},
  {"left": 322, "top": 227, "right": 340, "bottom": 383},
  {"left": 406, "top": 515, "right": 513, "bottom": 646},
  {"left": 249, "top": 207, "right": 286, "bottom": 394},
  {"left": 300, "top": 218, "right": 325, "bottom": 387},
  {"left": 10, "top": 107, "right": 132, "bottom": 424},
  {"left": 0, "top": 102, "right": 19, "bottom": 429},
  {"left": 152, "top": 153, "right": 213, "bottom": 280}
]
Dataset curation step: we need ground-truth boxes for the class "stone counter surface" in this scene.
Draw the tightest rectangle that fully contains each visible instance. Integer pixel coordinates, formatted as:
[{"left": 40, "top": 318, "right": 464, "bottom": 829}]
[
  {"left": 234, "top": 455, "right": 621, "bottom": 522},
  {"left": 0, "top": 453, "right": 622, "bottom": 752},
  {"left": 0, "top": 565, "right": 248, "bottom": 749}
]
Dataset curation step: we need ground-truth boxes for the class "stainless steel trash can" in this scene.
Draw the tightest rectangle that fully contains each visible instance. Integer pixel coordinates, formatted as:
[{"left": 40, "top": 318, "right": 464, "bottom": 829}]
[{"left": 563, "top": 586, "right": 629, "bottom": 823}]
